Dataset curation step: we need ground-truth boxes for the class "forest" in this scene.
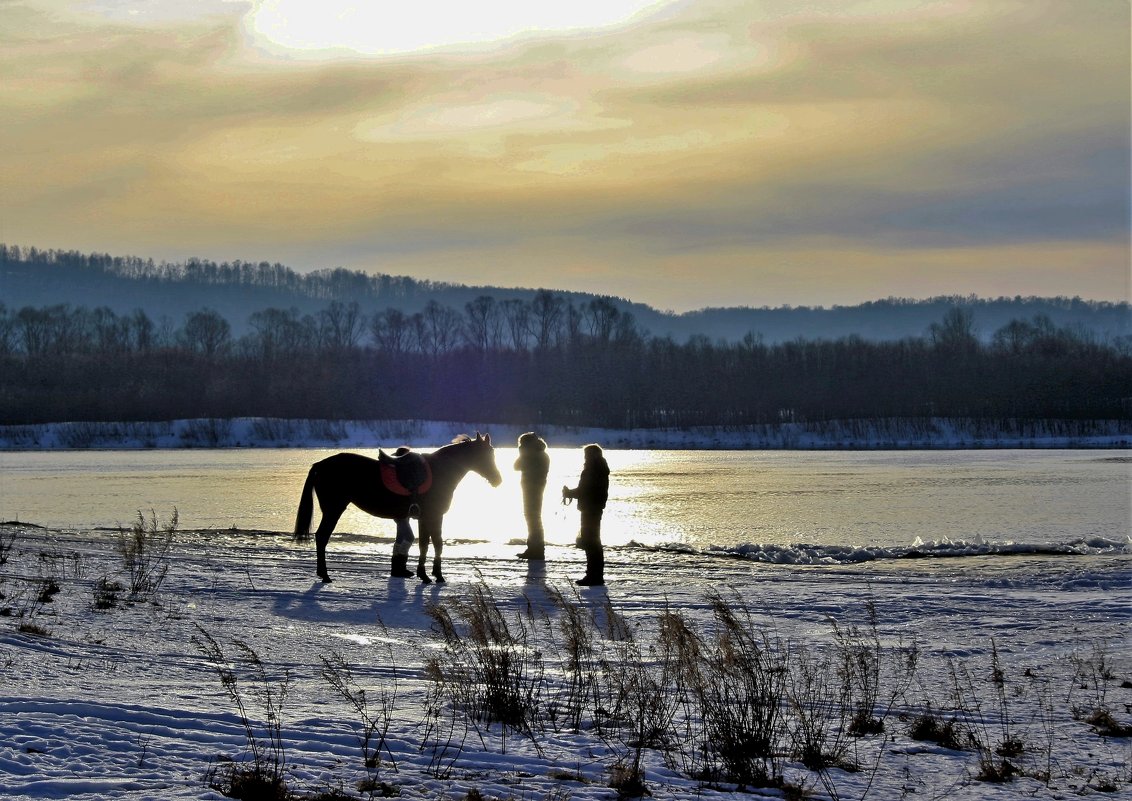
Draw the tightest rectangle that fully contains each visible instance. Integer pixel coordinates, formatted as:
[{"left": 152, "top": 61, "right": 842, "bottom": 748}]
[
  {"left": 3, "top": 243, "right": 1129, "bottom": 344},
  {"left": 1, "top": 295, "right": 1128, "bottom": 427}
]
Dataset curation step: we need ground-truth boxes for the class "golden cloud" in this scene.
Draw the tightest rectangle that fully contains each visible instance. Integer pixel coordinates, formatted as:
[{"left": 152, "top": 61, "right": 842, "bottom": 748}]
[{"left": 1, "top": 0, "right": 1126, "bottom": 309}]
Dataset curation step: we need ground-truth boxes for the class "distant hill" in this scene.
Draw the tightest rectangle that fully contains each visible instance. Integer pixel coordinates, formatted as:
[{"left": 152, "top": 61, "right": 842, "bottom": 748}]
[{"left": 2, "top": 244, "right": 1128, "bottom": 343}]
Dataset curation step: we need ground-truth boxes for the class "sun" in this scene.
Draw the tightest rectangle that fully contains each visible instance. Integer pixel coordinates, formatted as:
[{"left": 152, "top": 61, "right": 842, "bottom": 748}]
[{"left": 243, "top": 0, "right": 676, "bottom": 58}]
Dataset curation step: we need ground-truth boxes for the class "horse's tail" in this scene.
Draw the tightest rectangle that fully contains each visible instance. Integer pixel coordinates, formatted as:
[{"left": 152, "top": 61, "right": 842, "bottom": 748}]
[{"left": 293, "top": 466, "right": 317, "bottom": 543}]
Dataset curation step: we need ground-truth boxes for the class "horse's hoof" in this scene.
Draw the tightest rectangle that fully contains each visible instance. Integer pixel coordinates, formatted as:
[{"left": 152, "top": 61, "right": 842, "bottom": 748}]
[
  {"left": 433, "top": 574, "right": 446, "bottom": 584},
  {"left": 319, "top": 575, "right": 332, "bottom": 583}
]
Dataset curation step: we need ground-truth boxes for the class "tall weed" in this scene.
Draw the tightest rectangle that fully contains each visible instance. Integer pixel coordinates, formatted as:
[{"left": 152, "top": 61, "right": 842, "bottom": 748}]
[
  {"left": 545, "top": 585, "right": 599, "bottom": 733},
  {"left": 695, "top": 590, "right": 788, "bottom": 789},
  {"left": 117, "top": 508, "right": 176, "bottom": 600},
  {"left": 0, "top": 529, "right": 16, "bottom": 566},
  {"left": 424, "top": 579, "right": 546, "bottom": 752},
  {"left": 320, "top": 622, "right": 402, "bottom": 781},
  {"left": 193, "top": 626, "right": 292, "bottom": 799}
]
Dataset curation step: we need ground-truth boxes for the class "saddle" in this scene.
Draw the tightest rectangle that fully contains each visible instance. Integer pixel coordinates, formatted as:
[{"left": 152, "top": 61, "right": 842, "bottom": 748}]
[{"left": 378, "top": 448, "right": 432, "bottom": 517}]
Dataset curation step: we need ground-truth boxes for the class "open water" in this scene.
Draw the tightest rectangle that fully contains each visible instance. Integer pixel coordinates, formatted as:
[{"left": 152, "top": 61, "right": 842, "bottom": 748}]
[{"left": 1, "top": 449, "right": 1127, "bottom": 565}]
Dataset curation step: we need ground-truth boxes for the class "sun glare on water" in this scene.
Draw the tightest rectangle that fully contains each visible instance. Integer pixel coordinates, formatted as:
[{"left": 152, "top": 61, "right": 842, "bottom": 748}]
[
  {"left": 437, "top": 448, "right": 678, "bottom": 556},
  {"left": 244, "top": 0, "right": 676, "bottom": 57}
]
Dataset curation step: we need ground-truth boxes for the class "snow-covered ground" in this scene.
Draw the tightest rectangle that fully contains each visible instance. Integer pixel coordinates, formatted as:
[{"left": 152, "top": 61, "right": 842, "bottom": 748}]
[
  {"left": 1, "top": 522, "right": 1129, "bottom": 801},
  {"left": 1, "top": 416, "right": 1129, "bottom": 451}
]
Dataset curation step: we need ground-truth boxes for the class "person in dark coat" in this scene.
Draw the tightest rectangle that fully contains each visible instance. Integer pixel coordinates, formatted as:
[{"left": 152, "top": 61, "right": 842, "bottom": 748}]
[
  {"left": 514, "top": 432, "right": 550, "bottom": 560},
  {"left": 562, "top": 443, "right": 609, "bottom": 586}
]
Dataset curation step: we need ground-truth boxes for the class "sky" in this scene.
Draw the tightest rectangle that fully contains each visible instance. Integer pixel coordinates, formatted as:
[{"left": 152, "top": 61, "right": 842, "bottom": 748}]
[{"left": 1, "top": 0, "right": 1129, "bottom": 312}]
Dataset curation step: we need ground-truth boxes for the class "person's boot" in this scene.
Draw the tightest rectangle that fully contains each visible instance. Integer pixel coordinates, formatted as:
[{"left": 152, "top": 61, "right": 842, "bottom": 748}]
[
  {"left": 576, "top": 547, "right": 604, "bottom": 585},
  {"left": 391, "top": 553, "right": 413, "bottom": 578}
]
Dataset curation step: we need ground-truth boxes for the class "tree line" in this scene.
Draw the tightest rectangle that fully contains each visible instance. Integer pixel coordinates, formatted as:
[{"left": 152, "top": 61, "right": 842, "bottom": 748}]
[
  {"left": 1, "top": 298, "right": 1128, "bottom": 427},
  {"left": 0, "top": 243, "right": 443, "bottom": 300},
  {"left": 5, "top": 243, "right": 1129, "bottom": 345}
]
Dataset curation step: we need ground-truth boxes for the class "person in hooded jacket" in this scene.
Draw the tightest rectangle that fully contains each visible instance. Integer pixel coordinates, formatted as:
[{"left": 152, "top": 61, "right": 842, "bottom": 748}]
[
  {"left": 562, "top": 443, "right": 609, "bottom": 586},
  {"left": 514, "top": 432, "right": 550, "bottom": 560}
]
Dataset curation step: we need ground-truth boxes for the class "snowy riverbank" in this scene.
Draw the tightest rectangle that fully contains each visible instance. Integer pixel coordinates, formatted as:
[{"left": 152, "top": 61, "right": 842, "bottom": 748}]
[
  {"left": 1, "top": 416, "right": 1129, "bottom": 450},
  {"left": 1, "top": 523, "right": 1129, "bottom": 800}
]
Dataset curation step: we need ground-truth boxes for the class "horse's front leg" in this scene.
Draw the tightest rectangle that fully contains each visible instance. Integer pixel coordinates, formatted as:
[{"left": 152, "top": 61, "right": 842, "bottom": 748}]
[
  {"left": 431, "top": 517, "right": 445, "bottom": 583},
  {"left": 417, "top": 516, "right": 445, "bottom": 583}
]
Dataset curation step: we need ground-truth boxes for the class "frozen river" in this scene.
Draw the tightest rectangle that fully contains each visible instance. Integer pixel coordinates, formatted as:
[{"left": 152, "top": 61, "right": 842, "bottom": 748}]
[{"left": 1, "top": 449, "right": 1127, "bottom": 561}]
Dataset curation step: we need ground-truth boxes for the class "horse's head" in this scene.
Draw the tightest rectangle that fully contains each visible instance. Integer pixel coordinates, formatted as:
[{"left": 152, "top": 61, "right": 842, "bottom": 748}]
[{"left": 462, "top": 432, "right": 503, "bottom": 487}]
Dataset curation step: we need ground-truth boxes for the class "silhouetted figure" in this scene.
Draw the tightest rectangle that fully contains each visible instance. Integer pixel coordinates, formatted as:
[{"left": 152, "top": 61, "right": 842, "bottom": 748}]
[
  {"left": 562, "top": 443, "right": 609, "bottom": 586},
  {"left": 514, "top": 432, "right": 550, "bottom": 560}
]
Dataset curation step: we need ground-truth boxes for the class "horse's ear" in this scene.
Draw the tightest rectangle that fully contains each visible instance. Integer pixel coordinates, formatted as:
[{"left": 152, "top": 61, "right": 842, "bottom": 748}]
[
  {"left": 484, "top": 432, "right": 491, "bottom": 445},
  {"left": 473, "top": 431, "right": 482, "bottom": 442}
]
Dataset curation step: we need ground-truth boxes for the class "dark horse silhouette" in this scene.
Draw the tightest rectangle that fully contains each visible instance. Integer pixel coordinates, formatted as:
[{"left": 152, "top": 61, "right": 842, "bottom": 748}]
[{"left": 293, "top": 433, "right": 502, "bottom": 584}]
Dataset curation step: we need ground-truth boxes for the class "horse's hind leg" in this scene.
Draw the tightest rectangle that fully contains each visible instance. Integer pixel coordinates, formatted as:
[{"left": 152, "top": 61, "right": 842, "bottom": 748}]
[
  {"left": 416, "top": 524, "right": 432, "bottom": 584},
  {"left": 315, "top": 506, "right": 345, "bottom": 583}
]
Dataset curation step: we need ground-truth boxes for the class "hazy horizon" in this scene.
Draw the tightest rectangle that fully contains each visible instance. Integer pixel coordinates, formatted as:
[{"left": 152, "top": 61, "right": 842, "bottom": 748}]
[
  {"left": 9, "top": 242, "right": 1132, "bottom": 318},
  {"left": 2, "top": 0, "right": 1129, "bottom": 313}
]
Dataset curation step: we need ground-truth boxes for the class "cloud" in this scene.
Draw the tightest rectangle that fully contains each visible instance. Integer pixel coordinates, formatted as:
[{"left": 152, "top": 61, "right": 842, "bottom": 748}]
[
  {"left": 0, "top": 0, "right": 1127, "bottom": 310},
  {"left": 242, "top": 0, "right": 678, "bottom": 57}
]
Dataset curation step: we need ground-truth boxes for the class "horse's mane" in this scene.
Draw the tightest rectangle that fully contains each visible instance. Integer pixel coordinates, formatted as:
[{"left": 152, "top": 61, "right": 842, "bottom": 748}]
[{"left": 450, "top": 434, "right": 473, "bottom": 444}]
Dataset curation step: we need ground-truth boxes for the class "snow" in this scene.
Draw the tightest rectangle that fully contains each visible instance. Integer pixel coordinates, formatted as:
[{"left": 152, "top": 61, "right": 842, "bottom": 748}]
[
  {"left": 1, "top": 420, "right": 1129, "bottom": 799},
  {"left": 1, "top": 522, "right": 1130, "bottom": 801}
]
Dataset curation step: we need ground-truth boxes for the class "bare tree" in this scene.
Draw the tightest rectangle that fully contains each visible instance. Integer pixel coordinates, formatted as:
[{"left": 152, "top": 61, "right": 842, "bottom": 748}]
[
  {"left": 409, "top": 311, "right": 430, "bottom": 355},
  {"left": 319, "top": 301, "right": 364, "bottom": 350},
  {"left": 464, "top": 295, "right": 499, "bottom": 352},
  {"left": 180, "top": 309, "right": 231, "bottom": 358},
  {"left": 928, "top": 308, "right": 978, "bottom": 354},
  {"left": 0, "top": 304, "right": 18, "bottom": 356},
  {"left": 565, "top": 302, "right": 583, "bottom": 346},
  {"left": 501, "top": 299, "right": 530, "bottom": 351},
  {"left": 370, "top": 307, "right": 410, "bottom": 354},
  {"left": 246, "top": 307, "right": 315, "bottom": 361},
  {"left": 91, "top": 307, "right": 132, "bottom": 356},
  {"left": 130, "top": 309, "right": 156, "bottom": 352},
  {"left": 422, "top": 300, "right": 464, "bottom": 355},
  {"left": 585, "top": 297, "right": 621, "bottom": 343},
  {"left": 530, "top": 290, "right": 564, "bottom": 349},
  {"left": 17, "top": 304, "right": 87, "bottom": 356},
  {"left": 613, "top": 310, "right": 642, "bottom": 345}
]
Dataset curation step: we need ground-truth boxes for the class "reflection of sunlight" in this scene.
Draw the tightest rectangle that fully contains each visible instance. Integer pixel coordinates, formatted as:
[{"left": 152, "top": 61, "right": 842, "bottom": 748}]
[
  {"left": 601, "top": 450, "right": 693, "bottom": 547},
  {"left": 331, "top": 632, "right": 402, "bottom": 647},
  {"left": 442, "top": 448, "right": 687, "bottom": 551},
  {"left": 444, "top": 447, "right": 540, "bottom": 554}
]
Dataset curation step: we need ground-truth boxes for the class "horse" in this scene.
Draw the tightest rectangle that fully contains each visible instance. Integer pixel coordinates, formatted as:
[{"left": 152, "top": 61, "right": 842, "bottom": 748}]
[{"left": 293, "top": 433, "right": 502, "bottom": 584}]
